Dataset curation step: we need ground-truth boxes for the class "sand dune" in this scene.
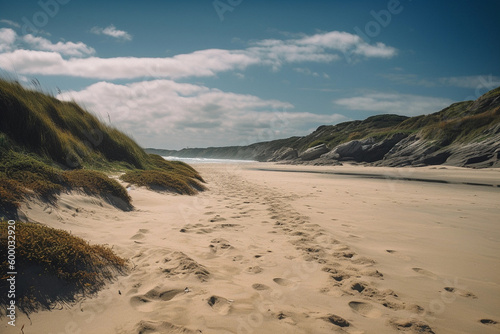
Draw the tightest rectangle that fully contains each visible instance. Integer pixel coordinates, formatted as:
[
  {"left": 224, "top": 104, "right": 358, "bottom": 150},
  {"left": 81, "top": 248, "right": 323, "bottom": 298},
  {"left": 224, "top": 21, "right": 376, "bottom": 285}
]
[{"left": 4, "top": 163, "right": 500, "bottom": 334}]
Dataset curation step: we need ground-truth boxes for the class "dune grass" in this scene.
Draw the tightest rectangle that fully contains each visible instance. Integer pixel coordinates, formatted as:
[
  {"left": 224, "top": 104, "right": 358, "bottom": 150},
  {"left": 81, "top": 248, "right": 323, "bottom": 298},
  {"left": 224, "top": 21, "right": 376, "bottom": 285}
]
[
  {"left": 64, "top": 169, "right": 132, "bottom": 209},
  {"left": 0, "top": 79, "right": 206, "bottom": 313},
  {"left": 0, "top": 220, "right": 126, "bottom": 313},
  {"left": 0, "top": 174, "right": 26, "bottom": 214},
  {"left": 120, "top": 154, "right": 206, "bottom": 195},
  {"left": 0, "top": 79, "right": 150, "bottom": 170},
  {"left": 0, "top": 149, "right": 134, "bottom": 214},
  {"left": 0, "top": 78, "right": 206, "bottom": 216}
]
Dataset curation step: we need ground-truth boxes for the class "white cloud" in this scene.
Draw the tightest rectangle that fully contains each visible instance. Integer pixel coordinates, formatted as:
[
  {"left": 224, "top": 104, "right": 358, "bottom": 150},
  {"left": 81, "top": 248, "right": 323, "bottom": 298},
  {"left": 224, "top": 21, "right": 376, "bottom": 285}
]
[
  {"left": 352, "top": 42, "right": 397, "bottom": 58},
  {"left": 0, "top": 30, "right": 397, "bottom": 80},
  {"left": 0, "top": 28, "right": 17, "bottom": 52},
  {"left": 438, "top": 75, "right": 500, "bottom": 89},
  {"left": 294, "top": 67, "right": 319, "bottom": 77},
  {"left": 0, "top": 19, "right": 21, "bottom": 28},
  {"left": 23, "top": 34, "right": 95, "bottom": 57},
  {"left": 383, "top": 73, "right": 500, "bottom": 90},
  {"left": 0, "top": 49, "right": 258, "bottom": 79},
  {"left": 334, "top": 93, "right": 454, "bottom": 116},
  {"left": 296, "top": 31, "right": 397, "bottom": 58},
  {"left": 57, "top": 80, "right": 346, "bottom": 149},
  {"left": 91, "top": 25, "right": 132, "bottom": 41},
  {"left": 0, "top": 29, "right": 94, "bottom": 57}
]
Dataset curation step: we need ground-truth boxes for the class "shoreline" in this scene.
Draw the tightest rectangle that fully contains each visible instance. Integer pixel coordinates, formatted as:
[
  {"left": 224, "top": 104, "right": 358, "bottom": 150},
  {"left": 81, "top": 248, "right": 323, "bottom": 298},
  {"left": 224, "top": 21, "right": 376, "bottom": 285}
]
[
  {"left": 250, "top": 165, "right": 500, "bottom": 188},
  {"left": 4, "top": 163, "right": 500, "bottom": 334}
]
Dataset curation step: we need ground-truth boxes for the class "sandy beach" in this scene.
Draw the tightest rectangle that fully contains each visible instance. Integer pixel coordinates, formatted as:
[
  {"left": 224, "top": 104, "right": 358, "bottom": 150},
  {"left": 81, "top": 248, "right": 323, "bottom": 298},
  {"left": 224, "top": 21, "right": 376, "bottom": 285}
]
[{"left": 4, "top": 163, "right": 500, "bottom": 334}]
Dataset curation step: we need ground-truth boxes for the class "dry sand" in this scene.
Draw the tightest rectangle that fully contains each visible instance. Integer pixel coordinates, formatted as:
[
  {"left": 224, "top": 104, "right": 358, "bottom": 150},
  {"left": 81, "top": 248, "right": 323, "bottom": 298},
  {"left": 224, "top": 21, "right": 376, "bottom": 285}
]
[{"left": 3, "top": 163, "right": 500, "bottom": 334}]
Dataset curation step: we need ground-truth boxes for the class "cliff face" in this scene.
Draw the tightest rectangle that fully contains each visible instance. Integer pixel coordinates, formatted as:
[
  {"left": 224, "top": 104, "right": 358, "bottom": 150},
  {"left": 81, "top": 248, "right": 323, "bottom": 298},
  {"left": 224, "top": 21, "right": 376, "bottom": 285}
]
[{"left": 147, "top": 86, "right": 500, "bottom": 168}]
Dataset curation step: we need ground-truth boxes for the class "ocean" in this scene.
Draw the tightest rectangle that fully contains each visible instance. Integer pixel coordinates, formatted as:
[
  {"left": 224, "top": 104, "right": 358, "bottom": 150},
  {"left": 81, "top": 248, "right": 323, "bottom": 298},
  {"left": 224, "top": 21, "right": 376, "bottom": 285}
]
[{"left": 162, "top": 156, "right": 257, "bottom": 164}]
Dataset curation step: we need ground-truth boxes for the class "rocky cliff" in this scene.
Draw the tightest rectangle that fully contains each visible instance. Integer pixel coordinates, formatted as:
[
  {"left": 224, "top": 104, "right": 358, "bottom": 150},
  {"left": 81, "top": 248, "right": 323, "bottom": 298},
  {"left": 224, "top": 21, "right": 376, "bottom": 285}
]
[{"left": 147, "top": 86, "right": 500, "bottom": 168}]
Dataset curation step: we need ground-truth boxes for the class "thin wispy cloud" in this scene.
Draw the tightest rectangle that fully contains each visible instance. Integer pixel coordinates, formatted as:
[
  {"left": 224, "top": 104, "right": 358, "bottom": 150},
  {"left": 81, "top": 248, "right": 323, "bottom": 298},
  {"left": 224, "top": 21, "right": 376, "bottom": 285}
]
[
  {"left": 438, "top": 75, "right": 500, "bottom": 90},
  {"left": 293, "top": 67, "right": 330, "bottom": 79},
  {"left": 334, "top": 93, "right": 454, "bottom": 116},
  {"left": 23, "top": 34, "right": 95, "bottom": 57},
  {"left": 293, "top": 67, "right": 320, "bottom": 77},
  {"left": 0, "top": 28, "right": 95, "bottom": 57},
  {"left": 383, "top": 73, "right": 500, "bottom": 90},
  {"left": 0, "top": 19, "right": 20, "bottom": 28},
  {"left": 90, "top": 25, "right": 132, "bottom": 41},
  {"left": 0, "top": 30, "right": 397, "bottom": 80}
]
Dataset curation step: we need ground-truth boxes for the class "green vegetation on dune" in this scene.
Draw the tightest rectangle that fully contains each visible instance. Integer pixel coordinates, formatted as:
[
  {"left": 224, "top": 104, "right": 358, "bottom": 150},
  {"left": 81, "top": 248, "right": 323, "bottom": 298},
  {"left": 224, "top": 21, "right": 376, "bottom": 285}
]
[
  {"left": 0, "top": 78, "right": 205, "bottom": 217},
  {"left": 0, "top": 79, "right": 149, "bottom": 169},
  {"left": 0, "top": 78, "right": 206, "bottom": 313},
  {"left": 0, "top": 148, "right": 134, "bottom": 214},
  {"left": 395, "top": 94, "right": 500, "bottom": 144},
  {"left": 120, "top": 154, "right": 206, "bottom": 195},
  {"left": 0, "top": 221, "right": 126, "bottom": 313}
]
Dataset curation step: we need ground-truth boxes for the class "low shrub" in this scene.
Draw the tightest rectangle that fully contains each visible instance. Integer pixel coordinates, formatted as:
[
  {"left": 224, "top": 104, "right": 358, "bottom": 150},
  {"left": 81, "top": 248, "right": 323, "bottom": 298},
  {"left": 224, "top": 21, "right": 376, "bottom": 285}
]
[
  {"left": 64, "top": 169, "right": 132, "bottom": 210},
  {"left": 0, "top": 221, "right": 126, "bottom": 313},
  {"left": 120, "top": 169, "right": 204, "bottom": 195}
]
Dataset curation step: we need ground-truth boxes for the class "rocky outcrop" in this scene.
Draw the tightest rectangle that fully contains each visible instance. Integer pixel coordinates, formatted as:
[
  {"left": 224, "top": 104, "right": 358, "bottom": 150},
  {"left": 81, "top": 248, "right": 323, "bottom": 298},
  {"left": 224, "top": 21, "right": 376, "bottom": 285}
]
[
  {"left": 268, "top": 147, "right": 298, "bottom": 162},
  {"left": 442, "top": 134, "right": 500, "bottom": 168},
  {"left": 299, "top": 144, "right": 330, "bottom": 161},
  {"left": 322, "top": 133, "right": 409, "bottom": 163},
  {"left": 313, "top": 128, "right": 500, "bottom": 168},
  {"left": 376, "top": 124, "right": 500, "bottom": 168},
  {"left": 147, "top": 86, "right": 500, "bottom": 168},
  {"left": 374, "top": 135, "right": 441, "bottom": 167}
]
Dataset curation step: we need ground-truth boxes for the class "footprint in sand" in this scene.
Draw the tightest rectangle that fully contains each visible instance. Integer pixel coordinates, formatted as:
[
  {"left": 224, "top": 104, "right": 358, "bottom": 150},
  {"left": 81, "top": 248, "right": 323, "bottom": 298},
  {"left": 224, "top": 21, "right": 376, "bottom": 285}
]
[
  {"left": 443, "top": 287, "right": 478, "bottom": 299},
  {"left": 386, "top": 249, "right": 411, "bottom": 261},
  {"left": 209, "top": 238, "right": 234, "bottom": 254},
  {"left": 144, "top": 287, "right": 185, "bottom": 301},
  {"left": 207, "top": 295, "right": 233, "bottom": 315},
  {"left": 412, "top": 267, "right": 439, "bottom": 280},
  {"left": 352, "top": 256, "right": 376, "bottom": 265},
  {"left": 129, "top": 295, "right": 155, "bottom": 312},
  {"left": 252, "top": 283, "right": 271, "bottom": 291},
  {"left": 321, "top": 314, "right": 350, "bottom": 328},
  {"left": 348, "top": 301, "right": 383, "bottom": 318},
  {"left": 209, "top": 215, "right": 226, "bottom": 223},
  {"left": 247, "top": 266, "right": 263, "bottom": 274},
  {"left": 130, "top": 287, "right": 185, "bottom": 312},
  {"left": 389, "top": 318, "right": 434, "bottom": 333},
  {"left": 322, "top": 266, "right": 350, "bottom": 282},
  {"left": 134, "top": 320, "right": 199, "bottom": 334},
  {"left": 131, "top": 228, "right": 149, "bottom": 240},
  {"left": 273, "top": 278, "right": 297, "bottom": 287},
  {"left": 480, "top": 319, "right": 498, "bottom": 326}
]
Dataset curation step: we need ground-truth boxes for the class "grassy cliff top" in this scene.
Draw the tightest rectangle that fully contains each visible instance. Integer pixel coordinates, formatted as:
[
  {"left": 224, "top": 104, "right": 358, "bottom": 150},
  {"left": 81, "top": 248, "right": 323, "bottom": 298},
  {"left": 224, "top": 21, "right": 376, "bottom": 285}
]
[{"left": 283, "top": 86, "right": 500, "bottom": 152}]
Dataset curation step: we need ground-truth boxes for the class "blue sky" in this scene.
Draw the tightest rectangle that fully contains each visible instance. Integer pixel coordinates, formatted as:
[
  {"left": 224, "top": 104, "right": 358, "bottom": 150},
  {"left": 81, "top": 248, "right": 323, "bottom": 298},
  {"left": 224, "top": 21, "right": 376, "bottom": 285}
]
[{"left": 0, "top": 0, "right": 499, "bottom": 149}]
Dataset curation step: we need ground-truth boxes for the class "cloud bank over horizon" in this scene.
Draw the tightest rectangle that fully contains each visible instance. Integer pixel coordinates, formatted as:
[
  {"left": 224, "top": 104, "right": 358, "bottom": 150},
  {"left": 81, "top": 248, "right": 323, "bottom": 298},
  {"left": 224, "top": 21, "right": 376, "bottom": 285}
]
[
  {"left": 57, "top": 79, "right": 347, "bottom": 149},
  {"left": 0, "top": 0, "right": 498, "bottom": 149}
]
